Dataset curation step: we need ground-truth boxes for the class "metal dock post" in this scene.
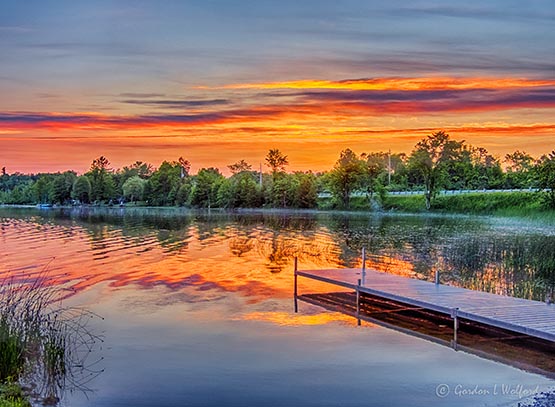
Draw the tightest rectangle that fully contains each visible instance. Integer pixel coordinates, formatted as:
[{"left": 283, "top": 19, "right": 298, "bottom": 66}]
[
  {"left": 356, "top": 278, "right": 361, "bottom": 326},
  {"left": 294, "top": 257, "right": 298, "bottom": 313}
]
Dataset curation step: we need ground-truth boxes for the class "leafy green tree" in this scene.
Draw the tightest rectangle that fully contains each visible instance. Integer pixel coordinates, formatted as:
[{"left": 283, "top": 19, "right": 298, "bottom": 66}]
[
  {"left": 145, "top": 161, "right": 181, "bottom": 205},
  {"left": 329, "top": 149, "right": 365, "bottom": 209},
  {"left": 408, "top": 131, "right": 463, "bottom": 210},
  {"left": 191, "top": 168, "right": 224, "bottom": 208},
  {"left": 116, "top": 161, "right": 155, "bottom": 194},
  {"left": 32, "top": 175, "right": 52, "bottom": 204},
  {"left": 271, "top": 174, "right": 297, "bottom": 208},
  {"left": 505, "top": 150, "right": 534, "bottom": 188},
  {"left": 294, "top": 172, "right": 318, "bottom": 208},
  {"left": 361, "top": 152, "right": 387, "bottom": 201},
  {"left": 175, "top": 179, "right": 193, "bottom": 207},
  {"left": 50, "top": 171, "right": 77, "bottom": 204},
  {"left": 72, "top": 175, "right": 92, "bottom": 203},
  {"left": 472, "top": 148, "right": 504, "bottom": 189},
  {"left": 536, "top": 151, "right": 555, "bottom": 208},
  {"left": 122, "top": 176, "right": 146, "bottom": 203},
  {"left": 217, "top": 159, "right": 261, "bottom": 208},
  {"left": 264, "top": 149, "right": 291, "bottom": 206},
  {"left": 87, "top": 156, "right": 115, "bottom": 203}
]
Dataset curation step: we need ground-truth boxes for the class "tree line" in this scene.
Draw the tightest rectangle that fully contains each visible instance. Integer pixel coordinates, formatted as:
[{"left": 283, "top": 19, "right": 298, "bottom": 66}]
[{"left": 1, "top": 131, "right": 554, "bottom": 210}]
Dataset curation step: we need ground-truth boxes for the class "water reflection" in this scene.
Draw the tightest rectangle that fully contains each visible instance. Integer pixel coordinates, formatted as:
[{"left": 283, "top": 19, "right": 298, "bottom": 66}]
[{"left": 1, "top": 208, "right": 555, "bottom": 304}]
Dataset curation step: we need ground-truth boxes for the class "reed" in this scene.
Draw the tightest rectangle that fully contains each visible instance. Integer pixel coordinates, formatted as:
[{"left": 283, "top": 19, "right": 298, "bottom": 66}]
[{"left": 0, "top": 265, "right": 102, "bottom": 405}]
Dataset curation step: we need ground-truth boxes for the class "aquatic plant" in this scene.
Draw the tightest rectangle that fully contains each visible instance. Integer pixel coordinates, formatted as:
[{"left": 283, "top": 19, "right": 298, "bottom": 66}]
[{"left": 0, "top": 265, "right": 102, "bottom": 405}]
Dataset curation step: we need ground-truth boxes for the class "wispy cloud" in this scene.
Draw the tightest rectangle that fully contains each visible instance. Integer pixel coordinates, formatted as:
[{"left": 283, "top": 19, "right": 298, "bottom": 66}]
[
  {"left": 1, "top": 75, "right": 554, "bottom": 131},
  {"left": 121, "top": 98, "right": 230, "bottom": 109}
]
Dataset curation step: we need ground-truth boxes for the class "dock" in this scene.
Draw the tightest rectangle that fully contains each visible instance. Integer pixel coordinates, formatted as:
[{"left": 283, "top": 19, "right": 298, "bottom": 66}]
[{"left": 294, "top": 258, "right": 555, "bottom": 345}]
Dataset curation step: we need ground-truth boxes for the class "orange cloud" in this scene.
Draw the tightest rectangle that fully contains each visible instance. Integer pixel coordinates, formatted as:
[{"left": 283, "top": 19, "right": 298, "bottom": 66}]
[{"left": 199, "top": 77, "right": 555, "bottom": 91}]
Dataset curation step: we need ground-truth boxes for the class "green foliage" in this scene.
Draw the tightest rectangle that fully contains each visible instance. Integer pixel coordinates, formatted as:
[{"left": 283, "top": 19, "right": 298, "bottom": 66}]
[
  {"left": 0, "top": 135, "right": 551, "bottom": 213},
  {"left": 145, "top": 161, "right": 181, "bottom": 206},
  {"left": 294, "top": 172, "right": 318, "bottom": 208},
  {"left": 536, "top": 151, "right": 555, "bottom": 209},
  {"left": 0, "top": 271, "right": 100, "bottom": 404},
  {"left": 218, "top": 171, "right": 262, "bottom": 208},
  {"left": 71, "top": 176, "right": 92, "bottom": 204},
  {"left": 408, "top": 131, "right": 464, "bottom": 210},
  {"left": 86, "top": 156, "right": 116, "bottom": 203},
  {"left": 122, "top": 176, "right": 146, "bottom": 203},
  {"left": 328, "top": 149, "right": 365, "bottom": 209},
  {"left": 175, "top": 179, "right": 193, "bottom": 207},
  {"left": 384, "top": 192, "right": 547, "bottom": 215},
  {"left": 0, "top": 321, "right": 24, "bottom": 382},
  {"left": 0, "top": 382, "right": 31, "bottom": 407},
  {"left": 191, "top": 168, "right": 224, "bottom": 208},
  {"left": 383, "top": 195, "right": 427, "bottom": 212},
  {"left": 50, "top": 172, "right": 77, "bottom": 204},
  {"left": 505, "top": 150, "right": 534, "bottom": 189}
]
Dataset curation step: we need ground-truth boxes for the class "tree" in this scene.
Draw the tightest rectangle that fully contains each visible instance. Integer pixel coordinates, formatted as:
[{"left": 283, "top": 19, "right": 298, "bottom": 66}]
[
  {"left": 228, "top": 160, "right": 252, "bottom": 175},
  {"left": 470, "top": 147, "right": 504, "bottom": 189},
  {"left": 361, "top": 152, "right": 387, "bottom": 202},
  {"left": 145, "top": 161, "right": 181, "bottom": 206},
  {"left": 218, "top": 169, "right": 261, "bottom": 208},
  {"left": 87, "top": 156, "right": 115, "bottom": 203},
  {"left": 536, "top": 151, "right": 555, "bottom": 208},
  {"left": 294, "top": 172, "right": 318, "bottom": 208},
  {"left": 175, "top": 179, "right": 193, "bottom": 207},
  {"left": 505, "top": 150, "right": 534, "bottom": 189},
  {"left": 408, "top": 131, "right": 463, "bottom": 210},
  {"left": 191, "top": 168, "right": 224, "bottom": 208},
  {"left": 329, "top": 149, "right": 365, "bottom": 209},
  {"left": 33, "top": 175, "right": 52, "bottom": 204},
  {"left": 72, "top": 176, "right": 92, "bottom": 203},
  {"left": 122, "top": 176, "right": 146, "bottom": 203},
  {"left": 51, "top": 171, "right": 77, "bottom": 204},
  {"left": 265, "top": 149, "right": 288, "bottom": 176}
]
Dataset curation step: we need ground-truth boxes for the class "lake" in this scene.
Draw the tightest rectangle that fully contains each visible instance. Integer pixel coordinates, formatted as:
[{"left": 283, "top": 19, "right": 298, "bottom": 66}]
[{"left": 1, "top": 207, "right": 554, "bottom": 406}]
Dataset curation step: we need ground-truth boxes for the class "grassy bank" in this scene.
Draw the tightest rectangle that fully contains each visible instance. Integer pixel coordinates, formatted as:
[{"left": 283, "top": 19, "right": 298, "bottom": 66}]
[
  {"left": 318, "top": 191, "right": 555, "bottom": 218},
  {"left": 383, "top": 191, "right": 555, "bottom": 217}
]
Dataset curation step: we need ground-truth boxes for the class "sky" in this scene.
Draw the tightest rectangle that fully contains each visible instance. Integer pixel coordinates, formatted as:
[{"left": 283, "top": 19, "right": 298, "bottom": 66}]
[{"left": 1, "top": 0, "right": 554, "bottom": 174}]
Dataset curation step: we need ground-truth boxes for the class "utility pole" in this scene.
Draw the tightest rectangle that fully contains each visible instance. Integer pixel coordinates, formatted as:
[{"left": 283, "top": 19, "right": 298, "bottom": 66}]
[
  {"left": 388, "top": 150, "right": 392, "bottom": 185},
  {"left": 259, "top": 163, "right": 263, "bottom": 187}
]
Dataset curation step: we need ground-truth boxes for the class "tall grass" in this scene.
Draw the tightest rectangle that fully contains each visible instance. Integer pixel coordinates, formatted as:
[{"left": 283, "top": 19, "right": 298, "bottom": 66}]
[
  {"left": 384, "top": 191, "right": 555, "bottom": 219},
  {"left": 0, "top": 265, "right": 102, "bottom": 405}
]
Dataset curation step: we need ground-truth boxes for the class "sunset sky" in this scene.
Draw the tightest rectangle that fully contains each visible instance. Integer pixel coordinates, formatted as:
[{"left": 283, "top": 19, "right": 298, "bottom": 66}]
[{"left": 1, "top": 0, "right": 554, "bottom": 174}]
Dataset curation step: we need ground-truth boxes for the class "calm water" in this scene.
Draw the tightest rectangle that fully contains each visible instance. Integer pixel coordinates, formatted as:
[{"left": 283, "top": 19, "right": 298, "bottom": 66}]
[{"left": 1, "top": 207, "right": 554, "bottom": 406}]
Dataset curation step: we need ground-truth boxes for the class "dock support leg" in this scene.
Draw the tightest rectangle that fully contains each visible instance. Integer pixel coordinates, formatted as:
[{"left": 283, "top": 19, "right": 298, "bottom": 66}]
[
  {"left": 435, "top": 270, "right": 440, "bottom": 285},
  {"left": 294, "top": 257, "right": 298, "bottom": 313},
  {"left": 362, "top": 247, "right": 366, "bottom": 283},
  {"left": 356, "top": 278, "right": 361, "bottom": 326},
  {"left": 451, "top": 308, "right": 459, "bottom": 350}
]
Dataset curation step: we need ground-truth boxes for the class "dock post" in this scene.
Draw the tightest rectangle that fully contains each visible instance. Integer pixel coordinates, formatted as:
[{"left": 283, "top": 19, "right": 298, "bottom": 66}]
[
  {"left": 356, "top": 278, "right": 361, "bottom": 326},
  {"left": 294, "top": 257, "right": 298, "bottom": 313},
  {"left": 435, "top": 270, "right": 440, "bottom": 285},
  {"left": 451, "top": 308, "right": 459, "bottom": 350},
  {"left": 362, "top": 247, "right": 366, "bottom": 281}
]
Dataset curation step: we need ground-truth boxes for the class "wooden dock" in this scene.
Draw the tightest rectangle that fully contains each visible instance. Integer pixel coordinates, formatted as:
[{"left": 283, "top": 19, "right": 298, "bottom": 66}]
[{"left": 294, "top": 262, "right": 555, "bottom": 344}]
